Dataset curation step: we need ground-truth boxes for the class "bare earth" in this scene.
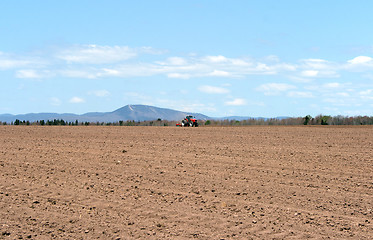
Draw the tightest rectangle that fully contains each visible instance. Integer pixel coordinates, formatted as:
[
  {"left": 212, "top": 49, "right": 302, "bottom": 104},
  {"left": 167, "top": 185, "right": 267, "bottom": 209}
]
[{"left": 0, "top": 126, "right": 372, "bottom": 239}]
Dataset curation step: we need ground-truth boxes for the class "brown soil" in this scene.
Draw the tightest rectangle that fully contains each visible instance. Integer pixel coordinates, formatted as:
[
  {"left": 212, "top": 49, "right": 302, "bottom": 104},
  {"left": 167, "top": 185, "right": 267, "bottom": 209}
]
[{"left": 0, "top": 126, "right": 372, "bottom": 239}]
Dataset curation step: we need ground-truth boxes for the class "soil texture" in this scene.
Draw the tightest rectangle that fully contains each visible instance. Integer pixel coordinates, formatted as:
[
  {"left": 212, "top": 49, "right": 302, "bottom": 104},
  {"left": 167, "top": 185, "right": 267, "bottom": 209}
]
[{"left": 0, "top": 126, "right": 372, "bottom": 239}]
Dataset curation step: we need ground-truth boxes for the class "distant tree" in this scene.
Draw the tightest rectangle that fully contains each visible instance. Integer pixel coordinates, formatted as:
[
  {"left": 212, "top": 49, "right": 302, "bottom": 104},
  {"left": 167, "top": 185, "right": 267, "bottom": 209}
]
[
  {"left": 5, "top": 114, "right": 373, "bottom": 127},
  {"left": 303, "top": 115, "right": 312, "bottom": 125},
  {"left": 321, "top": 115, "right": 331, "bottom": 125},
  {"left": 330, "top": 115, "right": 344, "bottom": 125},
  {"left": 125, "top": 120, "right": 135, "bottom": 126}
]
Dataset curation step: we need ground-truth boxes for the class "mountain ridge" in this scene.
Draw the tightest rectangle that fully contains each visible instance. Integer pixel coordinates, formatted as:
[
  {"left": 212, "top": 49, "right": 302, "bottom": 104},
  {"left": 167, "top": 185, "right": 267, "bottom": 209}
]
[
  {"left": 0, "top": 105, "right": 210, "bottom": 123},
  {"left": 0, "top": 104, "right": 290, "bottom": 123}
]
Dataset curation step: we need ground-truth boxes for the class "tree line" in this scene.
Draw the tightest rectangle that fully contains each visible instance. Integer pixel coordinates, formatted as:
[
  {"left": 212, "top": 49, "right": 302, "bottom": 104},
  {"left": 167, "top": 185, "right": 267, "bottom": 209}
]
[
  {"left": 0, "top": 118, "right": 172, "bottom": 126},
  {"left": 204, "top": 115, "right": 373, "bottom": 126},
  {"left": 1, "top": 115, "right": 373, "bottom": 126}
]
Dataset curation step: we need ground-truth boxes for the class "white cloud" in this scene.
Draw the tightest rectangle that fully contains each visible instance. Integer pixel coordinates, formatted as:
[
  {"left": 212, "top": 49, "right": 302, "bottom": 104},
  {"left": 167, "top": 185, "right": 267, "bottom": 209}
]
[
  {"left": 288, "top": 76, "right": 313, "bottom": 83},
  {"left": 320, "top": 71, "right": 340, "bottom": 78},
  {"left": 256, "top": 83, "right": 296, "bottom": 95},
  {"left": 16, "top": 69, "right": 54, "bottom": 79},
  {"left": 15, "top": 69, "right": 42, "bottom": 79},
  {"left": 57, "top": 45, "right": 137, "bottom": 64},
  {"left": 323, "top": 98, "right": 347, "bottom": 104},
  {"left": 230, "top": 58, "right": 252, "bottom": 66},
  {"left": 167, "top": 73, "right": 190, "bottom": 79},
  {"left": 69, "top": 97, "right": 85, "bottom": 103},
  {"left": 300, "top": 69, "right": 339, "bottom": 78},
  {"left": 359, "top": 89, "right": 373, "bottom": 95},
  {"left": 208, "top": 70, "right": 231, "bottom": 77},
  {"left": 359, "top": 89, "right": 373, "bottom": 100},
  {"left": 298, "top": 59, "right": 340, "bottom": 78},
  {"left": 263, "top": 55, "right": 280, "bottom": 62},
  {"left": 323, "top": 82, "right": 341, "bottom": 88},
  {"left": 124, "top": 92, "right": 152, "bottom": 102},
  {"left": 301, "top": 70, "right": 319, "bottom": 77},
  {"left": 273, "top": 63, "right": 297, "bottom": 72},
  {"left": 89, "top": 90, "right": 110, "bottom": 97},
  {"left": 361, "top": 95, "right": 373, "bottom": 100},
  {"left": 138, "top": 46, "right": 166, "bottom": 55},
  {"left": 198, "top": 85, "right": 230, "bottom": 94},
  {"left": 0, "top": 59, "right": 30, "bottom": 70},
  {"left": 2, "top": 44, "right": 373, "bottom": 87},
  {"left": 166, "top": 57, "right": 187, "bottom": 66},
  {"left": 0, "top": 52, "right": 36, "bottom": 70},
  {"left": 348, "top": 56, "right": 373, "bottom": 65},
  {"left": 174, "top": 103, "right": 217, "bottom": 113},
  {"left": 335, "top": 92, "right": 350, "bottom": 97},
  {"left": 305, "top": 82, "right": 355, "bottom": 98},
  {"left": 345, "top": 56, "right": 373, "bottom": 72},
  {"left": 99, "top": 63, "right": 165, "bottom": 78},
  {"left": 60, "top": 69, "right": 98, "bottom": 79},
  {"left": 225, "top": 98, "right": 247, "bottom": 106},
  {"left": 287, "top": 91, "right": 314, "bottom": 98},
  {"left": 101, "top": 68, "right": 120, "bottom": 76},
  {"left": 253, "top": 63, "right": 272, "bottom": 73},
  {"left": 247, "top": 100, "right": 265, "bottom": 106},
  {"left": 50, "top": 97, "right": 61, "bottom": 106},
  {"left": 204, "top": 55, "right": 228, "bottom": 63},
  {"left": 301, "top": 59, "right": 330, "bottom": 69}
]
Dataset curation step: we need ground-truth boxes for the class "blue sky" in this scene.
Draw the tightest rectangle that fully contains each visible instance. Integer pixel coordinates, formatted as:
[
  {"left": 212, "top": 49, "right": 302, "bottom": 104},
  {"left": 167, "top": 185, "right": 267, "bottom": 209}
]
[{"left": 1, "top": 1, "right": 373, "bottom": 117}]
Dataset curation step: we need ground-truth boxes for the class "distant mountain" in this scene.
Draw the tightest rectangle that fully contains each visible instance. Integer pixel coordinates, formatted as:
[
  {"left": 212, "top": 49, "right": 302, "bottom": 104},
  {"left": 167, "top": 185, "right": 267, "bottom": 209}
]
[
  {"left": 0, "top": 104, "right": 290, "bottom": 123},
  {"left": 0, "top": 105, "right": 210, "bottom": 123}
]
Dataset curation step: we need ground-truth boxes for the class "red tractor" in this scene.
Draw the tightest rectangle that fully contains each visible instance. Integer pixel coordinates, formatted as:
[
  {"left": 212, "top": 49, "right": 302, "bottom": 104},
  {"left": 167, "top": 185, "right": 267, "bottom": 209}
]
[{"left": 176, "top": 115, "right": 199, "bottom": 127}]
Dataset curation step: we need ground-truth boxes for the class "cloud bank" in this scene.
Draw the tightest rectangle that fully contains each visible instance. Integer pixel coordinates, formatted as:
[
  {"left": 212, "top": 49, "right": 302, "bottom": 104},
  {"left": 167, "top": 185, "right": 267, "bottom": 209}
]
[
  {"left": 0, "top": 44, "right": 372, "bottom": 83},
  {"left": 1, "top": 44, "right": 373, "bottom": 116}
]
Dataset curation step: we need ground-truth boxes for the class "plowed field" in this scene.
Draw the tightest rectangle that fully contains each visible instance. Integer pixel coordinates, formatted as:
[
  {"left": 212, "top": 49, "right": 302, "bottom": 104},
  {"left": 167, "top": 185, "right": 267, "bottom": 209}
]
[{"left": 0, "top": 126, "right": 372, "bottom": 239}]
